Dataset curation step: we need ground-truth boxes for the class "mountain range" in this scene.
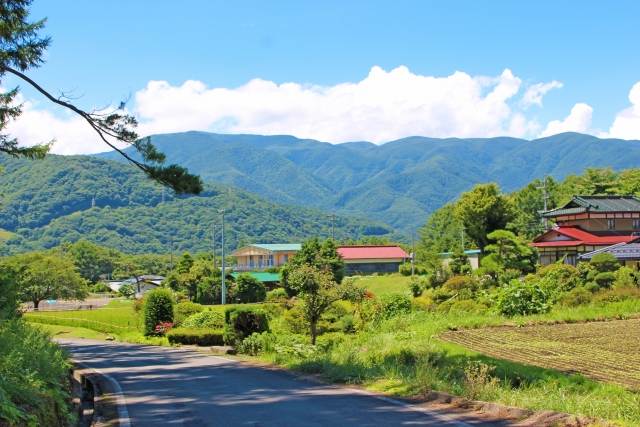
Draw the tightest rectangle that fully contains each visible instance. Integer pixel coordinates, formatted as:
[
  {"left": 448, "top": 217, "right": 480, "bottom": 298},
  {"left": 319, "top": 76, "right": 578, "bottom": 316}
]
[
  {"left": 0, "top": 154, "right": 395, "bottom": 255},
  {"left": 95, "top": 131, "right": 640, "bottom": 233}
]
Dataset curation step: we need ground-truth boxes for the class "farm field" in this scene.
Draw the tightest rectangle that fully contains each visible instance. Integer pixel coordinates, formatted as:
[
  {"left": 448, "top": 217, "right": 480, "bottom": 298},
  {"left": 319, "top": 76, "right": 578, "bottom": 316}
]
[
  {"left": 439, "top": 318, "right": 640, "bottom": 389},
  {"left": 349, "top": 273, "right": 412, "bottom": 295},
  {"left": 24, "top": 303, "right": 140, "bottom": 334}
]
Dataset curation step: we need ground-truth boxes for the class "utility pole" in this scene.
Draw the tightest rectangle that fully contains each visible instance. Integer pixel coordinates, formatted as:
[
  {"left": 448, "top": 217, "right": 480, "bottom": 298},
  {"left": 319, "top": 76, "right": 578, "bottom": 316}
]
[
  {"left": 91, "top": 196, "right": 95, "bottom": 208},
  {"left": 343, "top": 231, "right": 348, "bottom": 244},
  {"left": 212, "top": 224, "right": 217, "bottom": 272},
  {"left": 327, "top": 211, "right": 336, "bottom": 240},
  {"left": 539, "top": 176, "right": 549, "bottom": 230},
  {"left": 219, "top": 209, "right": 226, "bottom": 305},
  {"left": 461, "top": 229, "right": 465, "bottom": 251},
  {"left": 169, "top": 236, "right": 173, "bottom": 271},
  {"left": 411, "top": 225, "right": 415, "bottom": 276}
]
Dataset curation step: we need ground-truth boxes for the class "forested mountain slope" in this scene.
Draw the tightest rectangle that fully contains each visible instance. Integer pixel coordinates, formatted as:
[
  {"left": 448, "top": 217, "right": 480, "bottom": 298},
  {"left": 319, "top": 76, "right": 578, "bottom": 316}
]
[
  {"left": 0, "top": 154, "right": 396, "bottom": 255},
  {"left": 94, "top": 132, "right": 640, "bottom": 232}
]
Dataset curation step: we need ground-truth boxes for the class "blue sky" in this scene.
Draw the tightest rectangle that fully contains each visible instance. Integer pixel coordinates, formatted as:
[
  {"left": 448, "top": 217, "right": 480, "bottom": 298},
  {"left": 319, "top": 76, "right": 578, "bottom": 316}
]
[{"left": 7, "top": 0, "right": 640, "bottom": 153}]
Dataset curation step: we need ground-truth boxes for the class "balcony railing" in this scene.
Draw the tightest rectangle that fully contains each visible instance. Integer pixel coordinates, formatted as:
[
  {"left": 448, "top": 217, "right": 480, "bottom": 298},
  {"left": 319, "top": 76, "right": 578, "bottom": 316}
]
[{"left": 233, "top": 261, "right": 286, "bottom": 272}]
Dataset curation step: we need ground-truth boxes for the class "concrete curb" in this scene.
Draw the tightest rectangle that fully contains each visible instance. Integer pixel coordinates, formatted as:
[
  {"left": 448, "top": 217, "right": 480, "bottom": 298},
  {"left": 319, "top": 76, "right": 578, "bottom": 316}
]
[{"left": 72, "top": 362, "right": 129, "bottom": 427}]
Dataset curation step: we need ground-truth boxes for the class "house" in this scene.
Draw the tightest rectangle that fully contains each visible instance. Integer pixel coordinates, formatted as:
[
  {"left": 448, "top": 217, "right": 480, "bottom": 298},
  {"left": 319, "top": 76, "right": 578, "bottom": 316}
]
[
  {"left": 337, "top": 245, "right": 410, "bottom": 275},
  {"left": 533, "top": 195, "right": 640, "bottom": 266},
  {"left": 441, "top": 249, "right": 481, "bottom": 270},
  {"left": 106, "top": 275, "right": 165, "bottom": 293},
  {"left": 230, "top": 272, "right": 281, "bottom": 291},
  {"left": 229, "top": 244, "right": 301, "bottom": 272},
  {"left": 578, "top": 237, "right": 640, "bottom": 268}
]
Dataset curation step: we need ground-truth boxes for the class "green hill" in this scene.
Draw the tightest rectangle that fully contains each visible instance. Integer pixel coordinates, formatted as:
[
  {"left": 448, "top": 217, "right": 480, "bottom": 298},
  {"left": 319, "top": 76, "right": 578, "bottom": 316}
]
[
  {"left": 0, "top": 154, "right": 397, "bottom": 255},
  {"left": 94, "top": 131, "right": 640, "bottom": 233}
]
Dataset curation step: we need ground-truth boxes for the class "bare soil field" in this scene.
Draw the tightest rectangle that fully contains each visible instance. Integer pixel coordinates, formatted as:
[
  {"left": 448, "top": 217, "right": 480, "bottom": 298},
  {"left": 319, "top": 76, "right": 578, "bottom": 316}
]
[{"left": 439, "top": 318, "right": 640, "bottom": 389}]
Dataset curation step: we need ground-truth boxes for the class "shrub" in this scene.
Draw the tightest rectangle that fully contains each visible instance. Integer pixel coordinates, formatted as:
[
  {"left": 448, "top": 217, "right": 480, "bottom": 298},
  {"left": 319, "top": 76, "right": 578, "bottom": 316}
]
[
  {"left": 412, "top": 296, "right": 434, "bottom": 311},
  {"left": 590, "top": 252, "right": 620, "bottom": 273},
  {"left": 266, "top": 288, "right": 289, "bottom": 301},
  {"left": 437, "top": 299, "right": 486, "bottom": 314},
  {"left": 399, "top": 263, "right": 413, "bottom": 276},
  {"left": 326, "top": 300, "right": 352, "bottom": 317},
  {"left": 614, "top": 266, "right": 640, "bottom": 288},
  {"left": 237, "top": 332, "right": 264, "bottom": 355},
  {"left": 592, "top": 286, "right": 640, "bottom": 305},
  {"left": 337, "top": 314, "right": 355, "bottom": 333},
  {"left": 408, "top": 277, "right": 425, "bottom": 297},
  {"left": 144, "top": 288, "right": 175, "bottom": 336},
  {"left": 166, "top": 328, "right": 224, "bottom": 346},
  {"left": 495, "top": 279, "right": 550, "bottom": 316},
  {"left": 380, "top": 292, "right": 412, "bottom": 319},
  {"left": 91, "top": 282, "right": 112, "bottom": 293},
  {"left": 536, "top": 263, "right": 583, "bottom": 294},
  {"left": 443, "top": 275, "right": 478, "bottom": 293},
  {"left": 118, "top": 283, "right": 136, "bottom": 298},
  {"left": 282, "top": 306, "right": 309, "bottom": 334},
  {"left": 181, "top": 310, "right": 224, "bottom": 329},
  {"left": 355, "top": 298, "right": 383, "bottom": 327},
  {"left": 429, "top": 287, "right": 456, "bottom": 304},
  {"left": 174, "top": 301, "right": 204, "bottom": 325},
  {"left": 584, "top": 282, "right": 600, "bottom": 293},
  {"left": 559, "top": 287, "right": 592, "bottom": 307},
  {"left": 234, "top": 273, "right": 267, "bottom": 303},
  {"left": 315, "top": 332, "right": 346, "bottom": 351},
  {"left": 594, "top": 272, "right": 615, "bottom": 289},
  {"left": 223, "top": 306, "right": 269, "bottom": 346},
  {"left": 498, "top": 268, "right": 522, "bottom": 286}
]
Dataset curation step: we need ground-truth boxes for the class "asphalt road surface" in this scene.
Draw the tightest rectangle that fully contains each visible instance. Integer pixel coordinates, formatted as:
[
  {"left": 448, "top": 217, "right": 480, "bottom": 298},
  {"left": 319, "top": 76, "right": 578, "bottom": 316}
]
[{"left": 59, "top": 339, "right": 514, "bottom": 427}]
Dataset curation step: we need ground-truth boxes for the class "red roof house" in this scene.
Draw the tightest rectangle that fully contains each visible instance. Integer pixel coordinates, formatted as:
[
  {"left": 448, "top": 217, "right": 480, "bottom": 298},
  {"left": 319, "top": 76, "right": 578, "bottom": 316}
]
[
  {"left": 533, "top": 195, "right": 640, "bottom": 265},
  {"left": 337, "top": 245, "right": 410, "bottom": 275}
]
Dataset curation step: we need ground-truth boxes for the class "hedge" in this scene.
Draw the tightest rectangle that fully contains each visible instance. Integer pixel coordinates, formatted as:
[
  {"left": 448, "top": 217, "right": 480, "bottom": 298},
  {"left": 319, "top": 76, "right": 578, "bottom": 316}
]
[{"left": 166, "top": 328, "right": 224, "bottom": 346}]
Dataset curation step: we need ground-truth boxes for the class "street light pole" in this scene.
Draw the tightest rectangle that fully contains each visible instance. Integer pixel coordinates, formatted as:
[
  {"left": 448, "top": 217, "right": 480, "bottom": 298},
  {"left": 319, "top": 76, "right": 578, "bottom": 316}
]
[
  {"left": 219, "top": 209, "right": 226, "bottom": 305},
  {"left": 212, "top": 224, "right": 217, "bottom": 272}
]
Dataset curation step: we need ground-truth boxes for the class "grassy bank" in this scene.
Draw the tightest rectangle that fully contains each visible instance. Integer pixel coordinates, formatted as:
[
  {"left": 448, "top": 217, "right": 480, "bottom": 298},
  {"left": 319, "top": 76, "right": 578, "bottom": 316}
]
[{"left": 252, "top": 300, "right": 640, "bottom": 426}]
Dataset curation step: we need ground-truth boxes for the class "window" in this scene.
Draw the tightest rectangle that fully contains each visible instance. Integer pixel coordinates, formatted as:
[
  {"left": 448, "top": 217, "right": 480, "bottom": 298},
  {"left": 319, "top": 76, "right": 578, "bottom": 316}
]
[
  {"left": 633, "top": 219, "right": 640, "bottom": 230},
  {"left": 249, "top": 255, "right": 254, "bottom": 267},
  {"left": 268, "top": 253, "right": 274, "bottom": 266},
  {"left": 607, "top": 219, "right": 615, "bottom": 230}
]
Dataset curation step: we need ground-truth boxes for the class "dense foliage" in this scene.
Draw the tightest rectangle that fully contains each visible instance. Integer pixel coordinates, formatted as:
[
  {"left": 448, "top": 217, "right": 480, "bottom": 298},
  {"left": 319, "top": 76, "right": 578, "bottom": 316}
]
[
  {"left": 143, "top": 288, "right": 175, "bottom": 336},
  {"left": 0, "top": 154, "right": 397, "bottom": 255}
]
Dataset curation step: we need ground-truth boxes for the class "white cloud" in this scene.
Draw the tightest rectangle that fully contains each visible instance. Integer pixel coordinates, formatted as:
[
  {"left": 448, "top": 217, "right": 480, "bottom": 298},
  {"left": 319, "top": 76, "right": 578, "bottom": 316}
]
[
  {"left": 5, "top": 66, "right": 571, "bottom": 152},
  {"left": 606, "top": 82, "right": 640, "bottom": 140},
  {"left": 133, "top": 66, "right": 534, "bottom": 144},
  {"left": 539, "top": 103, "right": 595, "bottom": 138},
  {"left": 521, "top": 80, "right": 563, "bottom": 108},
  {"left": 4, "top": 93, "right": 126, "bottom": 155}
]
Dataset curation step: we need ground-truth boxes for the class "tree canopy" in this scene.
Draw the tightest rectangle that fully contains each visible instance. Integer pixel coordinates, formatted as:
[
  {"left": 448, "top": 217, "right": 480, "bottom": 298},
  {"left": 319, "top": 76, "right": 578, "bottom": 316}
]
[{"left": 0, "top": 0, "right": 201, "bottom": 195}]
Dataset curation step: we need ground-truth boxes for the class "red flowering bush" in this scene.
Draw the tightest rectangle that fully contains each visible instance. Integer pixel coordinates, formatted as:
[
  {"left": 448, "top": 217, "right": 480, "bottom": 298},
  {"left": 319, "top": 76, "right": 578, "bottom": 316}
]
[{"left": 155, "top": 322, "right": 173, "bottom": 336}]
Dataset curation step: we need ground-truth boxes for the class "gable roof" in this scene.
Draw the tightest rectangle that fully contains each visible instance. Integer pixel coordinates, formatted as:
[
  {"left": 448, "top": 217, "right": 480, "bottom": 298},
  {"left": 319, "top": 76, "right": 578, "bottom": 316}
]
[
  {"left": 578, "top": 237, "right": 640, "bottom": 260},
  {"left": 542, "top": 195, "right": 640, "bottom": 218},
  {"left": 337, "top": 245, "right": 410, "bottom": 260},
  {"left": 245, "top": 244, "right": 301, "bottom": 252},
  {"left": 533, "top": 226, "right": 639, "bottom": 247}
]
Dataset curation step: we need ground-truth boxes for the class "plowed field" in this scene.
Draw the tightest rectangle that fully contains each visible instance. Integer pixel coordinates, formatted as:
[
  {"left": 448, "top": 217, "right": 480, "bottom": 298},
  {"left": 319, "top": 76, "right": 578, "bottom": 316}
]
[{"left": 439, "top": 318, "right": 640, "bottom": 389}]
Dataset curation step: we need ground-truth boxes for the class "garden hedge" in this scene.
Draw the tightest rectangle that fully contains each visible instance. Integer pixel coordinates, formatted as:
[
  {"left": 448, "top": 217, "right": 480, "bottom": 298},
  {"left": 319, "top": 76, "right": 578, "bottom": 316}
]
[{"left": 166, "top": 328, "right": 224, "bottom": 346}]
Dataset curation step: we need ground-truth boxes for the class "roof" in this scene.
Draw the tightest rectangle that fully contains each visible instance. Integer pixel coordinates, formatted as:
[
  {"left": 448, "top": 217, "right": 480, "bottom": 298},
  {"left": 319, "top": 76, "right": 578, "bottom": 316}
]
[
  {"left": 579, "top": 238, "right": 640, "bottom": 260},
  {"left": 542, "top": 195, "right": 640, "bottom": 218},
  {"left": 440, "top": 249, "right": 481, "bottom": 256},
  {"left": 533, "top": 225, "right": 639, "bottom": 247},
  {"left": 337, "top": 245, "right": 410, "bottom": 260},
  {"left": 230, "top": 272, "right": 281, "bottom": 282},
  {"left": 235, "top": 244, "right": 301, "bottom": 252}
]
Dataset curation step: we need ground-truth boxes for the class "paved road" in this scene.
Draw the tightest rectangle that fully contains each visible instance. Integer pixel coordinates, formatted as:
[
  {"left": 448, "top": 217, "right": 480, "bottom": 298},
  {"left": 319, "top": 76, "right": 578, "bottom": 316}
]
[{"left": 59, "top": 339, "right": 514, "bottom": 427}]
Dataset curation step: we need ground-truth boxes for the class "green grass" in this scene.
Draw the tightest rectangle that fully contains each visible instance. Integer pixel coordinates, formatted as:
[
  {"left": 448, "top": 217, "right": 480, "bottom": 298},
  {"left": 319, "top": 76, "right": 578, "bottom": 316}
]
[
  {"left": 103, "top": 298, "right": 135, "bottom": 308},
  {"left": 29, "top": 323, "right": 110, "bottom": 340},
  {"left": 254, "top": 300, "right": 640, "bottom": 426},
  {"left": 349, "top": 273, "right": 413, "bottom": 296},
  {"left": 25, "top": 306, "right": 140, "bottom": 334}
]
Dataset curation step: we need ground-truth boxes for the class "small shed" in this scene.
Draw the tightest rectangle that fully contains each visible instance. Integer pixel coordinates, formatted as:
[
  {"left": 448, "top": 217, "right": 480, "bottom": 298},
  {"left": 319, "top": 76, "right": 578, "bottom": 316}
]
[{"left": 337, "top": 245, "right": 410, "bottom": 275}]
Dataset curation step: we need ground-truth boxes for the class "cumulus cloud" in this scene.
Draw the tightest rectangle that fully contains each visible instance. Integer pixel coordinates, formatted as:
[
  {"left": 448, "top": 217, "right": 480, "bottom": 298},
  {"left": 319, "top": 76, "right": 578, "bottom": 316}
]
[
  {"left": 521, "top": 80, "right": 563, "bottom": 108},
  {"left": 606, "top": 82, "right": 640, "bottom": 140},
  {"left": 133, "top": 67, "right": 533, "bottom": 143},
  {"left": 3, "top": 66, "right": 574, "bottom": 153},
  {"left": 4, "top": 93, "right": 126, "bottom": 155},
  {"left": 539, "top": 103, "right": 595, "bottom": 138}
]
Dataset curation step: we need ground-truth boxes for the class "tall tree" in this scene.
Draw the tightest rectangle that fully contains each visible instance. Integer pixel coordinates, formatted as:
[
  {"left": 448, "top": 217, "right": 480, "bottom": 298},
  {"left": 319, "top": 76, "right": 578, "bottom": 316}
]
[
  {"left": 453, "top": 183, "right": 515, "bottom": 252},
  {"left": 7, "top": 252, "right": 88, "bottom": 309},
  {"left": 287, "top": 264, "right": 342, "bottom": 345},
  {"left": 0, "top": 0, "right": 202, "bottom": 195},
  {"left": 481, "top": 230, "right": 536, "bottom": 275},
  {"left": 418, "top": 203, "right": 462, "bottom": 253},
  {"left": 508, "top": 177, "right": 560, "bottom": 239},
  {"left": 280, "top": 237, "right": 345, "bottom": 292}
]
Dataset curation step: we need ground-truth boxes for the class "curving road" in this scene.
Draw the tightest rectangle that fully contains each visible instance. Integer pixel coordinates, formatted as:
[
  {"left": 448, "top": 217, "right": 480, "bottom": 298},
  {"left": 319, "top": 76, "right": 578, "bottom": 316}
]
[{"left": 59, "top": 339, "right": 514, "bottom": 427}]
